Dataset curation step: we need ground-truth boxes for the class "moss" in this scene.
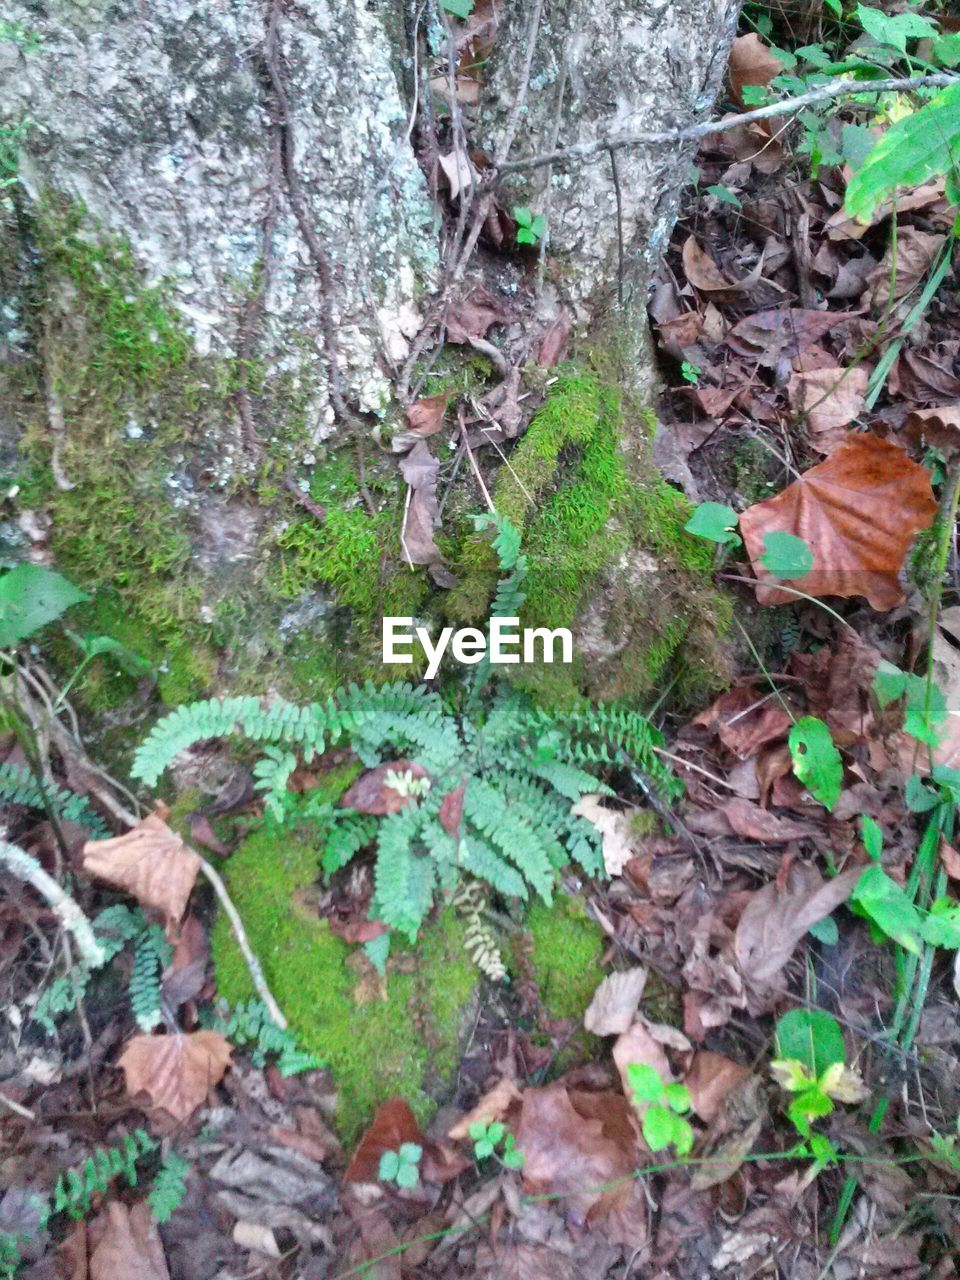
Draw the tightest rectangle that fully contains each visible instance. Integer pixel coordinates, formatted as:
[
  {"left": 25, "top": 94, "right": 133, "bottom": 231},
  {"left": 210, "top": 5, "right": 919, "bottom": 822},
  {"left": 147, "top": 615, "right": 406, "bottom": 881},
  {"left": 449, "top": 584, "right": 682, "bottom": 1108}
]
[
  {"left": 520, "top": 893, "right": 605, "bottom": 1022},
  {"left": 210, "top": 765, "right": 478, "bottom": 1143}
]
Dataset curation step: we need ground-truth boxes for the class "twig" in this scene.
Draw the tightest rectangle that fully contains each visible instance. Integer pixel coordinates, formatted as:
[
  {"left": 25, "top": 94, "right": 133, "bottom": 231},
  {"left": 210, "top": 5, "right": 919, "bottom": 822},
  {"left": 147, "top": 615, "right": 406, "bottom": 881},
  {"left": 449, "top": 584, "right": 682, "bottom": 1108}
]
[
  {"left": 609, "top": 147, "right": 625, "bottom": 306},
  {"left": 0, "top": 1089, "right": 35, "bottom": 1122},
  {"left": 497, "top": 73, "right": 959, "bottom": 174},
  {"left": 459, "top": 409, "right": 495, "bottom": 513},
  {"left": 0, "top": 840, "right": 106, "bottom": 969},
  {"left": 197, "top": 855, "right": 288, "bottom": 1031},
  {"left": 283, "top": 476, "right": 326, "bottom": 522}
]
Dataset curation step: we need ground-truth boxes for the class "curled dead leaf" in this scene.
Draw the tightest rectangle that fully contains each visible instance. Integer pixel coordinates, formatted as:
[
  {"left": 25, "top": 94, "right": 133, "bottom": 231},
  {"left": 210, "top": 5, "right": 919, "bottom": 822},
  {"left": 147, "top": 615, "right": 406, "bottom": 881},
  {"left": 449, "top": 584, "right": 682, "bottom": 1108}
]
[
  {"left": 405, "top": 391, "right": 451, "bottom": 437},
  {"left": 118, "top": 1030, "right": 232, "bottom": 1122},
  {"left": 727, "top": 33, "right": 784, "bottom": 108},
  {"left": 739, "top": 433, "right": 937, "bottom": 610},
  {"left": 583, "top": 967, "right": 647, "bottom": 1037},
  {"left": 448, "top": 1077, "right": 522, "bottom": 1141}
]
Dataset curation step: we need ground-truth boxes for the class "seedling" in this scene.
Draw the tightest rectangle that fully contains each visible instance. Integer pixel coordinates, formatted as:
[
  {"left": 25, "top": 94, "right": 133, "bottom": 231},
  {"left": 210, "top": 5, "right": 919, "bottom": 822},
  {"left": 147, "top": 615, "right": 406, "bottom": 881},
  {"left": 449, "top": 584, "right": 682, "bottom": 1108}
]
[
  {"left": 680, "top": 360, "right": 701, "bottom": 385},
  {"left": 513, "top": 206, "right": 545, "bottom": 247},
  {"left": 378, "top": 1143, "right": 422, "bottom": 1189},
  {"left": 626, "top": 1064, "right": 694, "bottom": 1156},
  {"left": 684, "top": 501, "right": 741, "bottom": 547},
  {"left": 469, "top": 1121, "right": 524, "bottom": 1168},
  {"left": 772, "top": 1008, "right": 867, "bottom": 1138}
]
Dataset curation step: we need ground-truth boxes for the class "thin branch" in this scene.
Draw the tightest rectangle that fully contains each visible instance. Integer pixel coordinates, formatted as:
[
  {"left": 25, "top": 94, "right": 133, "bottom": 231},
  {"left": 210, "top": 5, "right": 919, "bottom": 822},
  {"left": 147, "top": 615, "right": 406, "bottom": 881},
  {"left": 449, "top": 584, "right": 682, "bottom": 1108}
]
[
  {"left": 196, "top": 855, "right": 288, "bottom": 1032},
  {"left": 496, "top": 73, "right": 959, "bottom": 174},
  {"left": 0, "top": 1089, "right": 35, "bottom": 1121},
  {"left": 0, "top": 840, "right": 106, "bottom": 969}
]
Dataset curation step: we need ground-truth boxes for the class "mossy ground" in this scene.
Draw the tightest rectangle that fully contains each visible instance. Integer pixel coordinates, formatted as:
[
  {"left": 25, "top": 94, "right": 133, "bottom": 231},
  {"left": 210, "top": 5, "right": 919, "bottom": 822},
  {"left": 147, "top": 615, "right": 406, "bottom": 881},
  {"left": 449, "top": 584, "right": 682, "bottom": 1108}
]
[{"left": 209, "top": 766, "right": 478, "bottom": 1143}]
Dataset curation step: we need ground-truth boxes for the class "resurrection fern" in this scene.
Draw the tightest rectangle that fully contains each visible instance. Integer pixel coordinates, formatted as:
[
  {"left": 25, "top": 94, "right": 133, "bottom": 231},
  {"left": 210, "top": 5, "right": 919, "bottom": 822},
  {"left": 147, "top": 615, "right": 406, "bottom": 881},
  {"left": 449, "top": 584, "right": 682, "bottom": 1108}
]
[
  {"left": 148, "top": 1151, "right": 191, "bottom": 1224},
  {"left": 454, "top": 880, "right": 507, "bottom": 981},
  {"left": 206, "top": 998, "right": 322, "bottom": 1075},
  {"left": 0, "top": 762, "right": 109, "bottom": 837},
  {"left": 133, "top": 514, "right": 678, "bottom": 944}
]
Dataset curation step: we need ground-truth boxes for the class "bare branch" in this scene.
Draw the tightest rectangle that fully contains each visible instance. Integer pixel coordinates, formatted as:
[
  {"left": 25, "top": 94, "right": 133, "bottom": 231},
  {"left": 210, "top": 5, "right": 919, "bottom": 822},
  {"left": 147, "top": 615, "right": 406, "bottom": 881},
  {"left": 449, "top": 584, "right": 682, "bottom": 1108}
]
[
  {"left": 0, "top": 840, "right": 106, "bottom": 969},
  {"left": 496, "top": 73, "right": 959, "bottom": 174}
]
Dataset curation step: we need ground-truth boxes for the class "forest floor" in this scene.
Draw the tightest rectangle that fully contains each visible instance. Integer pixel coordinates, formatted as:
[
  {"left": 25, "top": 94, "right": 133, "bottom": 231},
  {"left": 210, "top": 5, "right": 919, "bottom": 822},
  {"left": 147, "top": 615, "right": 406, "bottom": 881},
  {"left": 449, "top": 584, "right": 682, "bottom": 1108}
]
[{"left": 4, "top": 8, "right": 960, "bottom": 1280}]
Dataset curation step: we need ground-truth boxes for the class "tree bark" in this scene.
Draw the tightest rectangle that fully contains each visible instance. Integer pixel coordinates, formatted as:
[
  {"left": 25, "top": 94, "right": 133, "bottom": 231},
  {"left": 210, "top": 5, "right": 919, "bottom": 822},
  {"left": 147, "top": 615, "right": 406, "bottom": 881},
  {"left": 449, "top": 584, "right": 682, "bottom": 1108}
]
[{"left": 0, "top": 0, "right": 740, "bottom": 712}]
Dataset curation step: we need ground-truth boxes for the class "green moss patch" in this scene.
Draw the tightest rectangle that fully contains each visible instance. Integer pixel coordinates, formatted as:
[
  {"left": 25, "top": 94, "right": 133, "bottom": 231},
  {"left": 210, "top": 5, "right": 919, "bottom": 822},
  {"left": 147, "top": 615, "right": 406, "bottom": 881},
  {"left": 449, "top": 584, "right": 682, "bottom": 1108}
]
[
  {"left": 521, "top": 894, "right": 605, "bottom": 1022},
  {"left": 210, "top": 766, "right": 478, "bottom": 1142}
]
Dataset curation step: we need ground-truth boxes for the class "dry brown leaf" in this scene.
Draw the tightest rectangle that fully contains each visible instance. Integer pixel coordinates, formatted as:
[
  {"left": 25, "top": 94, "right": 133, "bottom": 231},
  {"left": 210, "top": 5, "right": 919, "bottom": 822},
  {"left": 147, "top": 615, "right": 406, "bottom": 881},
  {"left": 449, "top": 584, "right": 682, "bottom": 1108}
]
[
  {"left": 571, "top": 795, "right": 638, "bottom": 876},
  {"left": 890, "top": 349, "right": 960, "bottom": 404},
  {"left": 448, "top": 1077, "right": 522, "bottom": 1141},
  {"left": 788, "top": 365, "right": 868, "bottom": 444},
  {"left": 83, "top": 813, "right": 200, "bottom": 934},
  {"left": 445, "top": 285, "right": 510, "bottom": 344},
  {"left": 739, "top": 433, "right": 937, "bottom": 610},
  {"left": 583, "top": 968, "right": 647, "bottom": 1037},
  {"left": 341, "top": 760, "right": 430, "bottom": 816},
  {"left": 734, "top": 864, "right": 861, "bottom": 991},
  {"left": 689, "top": 796, "right": 815, "bottom": 844},
  {"left": 516, "top": 1082, "right": 640, "bottom": 1218},
  {"left": 90, "top": 1202, "right": 169, "bottom": 1280},
  {"left": 438, "top": 149, "right": 476, "bottom": 200},
  {"left": 438, "top": 782, "right": 466, "bottom": 837},
  {"left": 939, "top": 838, "right": 960, "bottom": 881},
  {"left": 681, "top": 236, "right": 736, "bottom": 295},
  {"left": 903, "top": 405, "right": 960, "bottom": 456},
  {"left": 537, "top": 311, "right": 572, "bottom": 367},
  {"left": 728, "top": 34, "right": 784, "bottom": 107},
  {"left": 118, "top": 1030, "right": 232, "bottom": 1122},
  {"left": 862, "top": 228, "right": 945, "bottom": 310},
  {"left": 344, "top": 1096, "right": 426, "bottom": 1184},
  {"left": 405, "top": 391, "right": 451, "bottom": 437},
  {"left": 399, "top": 441, "right": 444, "bottom": 568},
  {"left": 727, "top": 308, "right": 839, "bottom": 368},
  {"left": 684, "top": 1052, "right": 751, "bottom": 1124}
]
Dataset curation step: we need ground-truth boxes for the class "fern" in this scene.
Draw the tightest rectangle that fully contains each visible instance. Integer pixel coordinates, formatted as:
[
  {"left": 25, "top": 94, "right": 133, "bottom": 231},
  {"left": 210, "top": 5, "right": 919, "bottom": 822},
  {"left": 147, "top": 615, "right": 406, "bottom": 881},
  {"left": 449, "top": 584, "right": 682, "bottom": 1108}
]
[
  {"left": 454, "top": 880, "right": 506, "bottom": 981},
  {"left": 133, "top": 516, "right": 679, "bottom": 951},
  {"left": 0, "top": 762, "right": 109, "bottom": 837},
  {"left": 130, "top": 924, "right": 172, "bottom": 1031},
  {"left": 207, "top": 998, "right": 322, "bottom": 1075},
  {"left": 148, "top": 1151, "right": 191, "bottom": 1224},
  {"left": 40, "top": 1130, "right": 157, "bottom": 1225}
]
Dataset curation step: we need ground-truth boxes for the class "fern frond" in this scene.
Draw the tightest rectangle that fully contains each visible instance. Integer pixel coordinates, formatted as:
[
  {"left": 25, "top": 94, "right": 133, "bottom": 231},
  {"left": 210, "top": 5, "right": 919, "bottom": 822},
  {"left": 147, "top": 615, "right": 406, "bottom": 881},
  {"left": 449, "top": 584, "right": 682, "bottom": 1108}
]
[
  {"left": 322, "top": 811, "right": 378, "bottom": 876},
  {"left": 464, "top": 779, "right": 555, "bottom": 902},
  {"left": 454, "top": 880, "right": 506, "bottom": 982},
  {"left": 130, "top": 925, "right": 171, "bottom": 1031},
  {"left": 372, "top": 808, "right": 436, "bottom": 942},
  {"left": 0, "top": 762, "right": 109, "bottom": 837},
  {"left": 459, "top": 835, "right": 528, "bottom": 901},
  {"left": 149, "top": 1151, "right": 191, "bottom": 1224}
]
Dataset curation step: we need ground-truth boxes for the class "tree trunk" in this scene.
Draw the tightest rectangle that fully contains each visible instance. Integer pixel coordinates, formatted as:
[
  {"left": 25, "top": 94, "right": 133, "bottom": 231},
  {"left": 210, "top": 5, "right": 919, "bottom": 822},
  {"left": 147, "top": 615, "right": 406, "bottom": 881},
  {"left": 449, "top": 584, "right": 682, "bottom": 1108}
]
[{"left": 0, "top": 0, "right": 739, "bottom": 720}]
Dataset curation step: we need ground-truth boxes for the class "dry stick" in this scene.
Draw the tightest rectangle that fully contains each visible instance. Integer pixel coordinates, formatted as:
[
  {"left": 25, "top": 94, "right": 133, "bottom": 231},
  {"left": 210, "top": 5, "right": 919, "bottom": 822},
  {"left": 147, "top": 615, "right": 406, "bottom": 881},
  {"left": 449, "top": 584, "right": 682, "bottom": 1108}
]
[
  {"left": 282, "top": 475, "right": 326, "bottom": 523},
  {"left": 0, "top": 1089, "right": 35, "bottom": 1122},
  {"left": 0, "top": 840, "right": 105, "bottom": 969},
  {"left": 496, "top": 72, "right": 959, "bottom": 173},
  {"left": 196, "top": 855, "right": 288, "bottom": 1031}
]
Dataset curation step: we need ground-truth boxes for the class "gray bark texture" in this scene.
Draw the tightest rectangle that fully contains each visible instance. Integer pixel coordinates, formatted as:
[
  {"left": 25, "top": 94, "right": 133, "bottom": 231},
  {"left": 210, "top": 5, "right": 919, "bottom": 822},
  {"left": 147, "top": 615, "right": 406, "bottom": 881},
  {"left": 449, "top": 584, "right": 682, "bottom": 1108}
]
[{"left": 0, "top": 0, "right": 740, "bottom": 711}]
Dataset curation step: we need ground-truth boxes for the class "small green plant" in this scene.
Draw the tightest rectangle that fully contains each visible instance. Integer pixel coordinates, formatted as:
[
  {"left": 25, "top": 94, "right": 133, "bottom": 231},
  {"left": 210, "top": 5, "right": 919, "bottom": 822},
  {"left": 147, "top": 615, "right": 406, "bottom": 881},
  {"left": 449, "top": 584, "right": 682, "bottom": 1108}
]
[
  {"left": 378, "top": 1142, "right": 422, "bottom": 1188},
  {"left": 680, "top": 360, "right": 701, "bottom": 385},
  {"left": 148, "top": 1151, "right": 192, "bottom": 1224},
  {"left": 683, "top": 501, "right": 741, "bottom": 546},
  {"left": 771, "top": 1007, "right": 866, "bottom": 1137},
  {"left": 513, "top": 206, "right": 546, "bottom": 246},
  {"left": 626, "top": 1064, "right": 694, "bottom": 1156},
  {"left": 441, "top": 0, "right": 474, "bottom": 16},
  {"left": 204, "top": 998, "right": 323, "bottom": 1075},
  {"left": 39, "top": 1130, "right": 157, "bottom": 1225},
  {"left": 788, "top": 716, "right": 843, "bottom": 811},
  {"left": 469, "top": 1120, "right": 525, "bottom": 1168}
]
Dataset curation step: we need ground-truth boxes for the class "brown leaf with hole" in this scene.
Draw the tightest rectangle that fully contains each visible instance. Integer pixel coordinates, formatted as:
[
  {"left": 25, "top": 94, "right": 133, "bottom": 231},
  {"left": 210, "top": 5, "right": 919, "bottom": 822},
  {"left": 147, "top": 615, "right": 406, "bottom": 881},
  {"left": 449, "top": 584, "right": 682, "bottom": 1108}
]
[
  {"left": 341, "top": 760, "right": 430, "bottom": 815},
  {"left": 405, "top": 391, "right": 451, "bottom": 437},
  {"left": 684, "top": 1052, "right": 751, "bottom": 1124},
  {"left": 583, "top": 967, "right": 647, "bottom": 1037},
  {"left": 788, "top": 365, "right": 868, "bottom": 445},
  {"left": 82, "top": 813, "right": 200, "bottom": 934},
  {"left": 344, "top": 1097, "right": 426, "bottom": 1184},
  {"left": 90, "top": 1202, "right": 169, "bottom": 1280},
  {"left": 445, "top": 285, "right": 510, "bottom": 344},
  {"left": 118, "top": 1030, "right": 232, "bottom": 1122},
  {"left": 727, "top": 34, "right": 784, "bottom": 107},
  {"left": 739, "top": 433, "right": 937, "bottom": 610},
  {"left": 734, "top": 864, "right": 861, "bottom": 991}
]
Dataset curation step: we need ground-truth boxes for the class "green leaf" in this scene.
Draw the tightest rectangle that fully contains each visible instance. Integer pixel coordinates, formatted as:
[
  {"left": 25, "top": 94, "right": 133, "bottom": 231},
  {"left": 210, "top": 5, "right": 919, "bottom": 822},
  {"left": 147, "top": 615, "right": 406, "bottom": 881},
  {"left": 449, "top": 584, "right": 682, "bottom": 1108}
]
[
  {"left": 641, "top": 1104, "right": 678, "bottom": 1152},
  {"left": 399, "top": 1142, "right": 422, "bottom": 1164},
  {"left": 840, "top": 122, "right": 877, "bottom": 171},
  {"left": 872, "top": 660, "right": 908, "bottom": 708},
  {"left": 529, "top": 215, "right": 546, "bottom": 239},
  {"left": 787, "top": 1085, "right": 834, "bottom": 1137},
  {"left": 502, "top": 1146, "right": 525, "bottom": 1169},
  {"left": 486, "top": 1122, "right": 505, "bottom": 1145},
  {"left": 788, "top": 716, "right": 842, "bottom": 811},
  {"left": 442, "top": 0, "right": 474, "bottom": 16},
  {"left": 705, "top": 183, "right": 742, "bottom": 208},
  {"left": 856, "top": 3, "right": 936, "bottom": 51},
  {"left": 761, "top": 531, "right": 814, "bottom": 580},
  {"left": 860, "top": 814, "right": 883, "bottom": 862},
  {"left": 663, "top": 1083, "right": 692, "bottom": 1115},
  {"left": 66, "top": 629, "right": 153, "bottom": 677},
  {"left": 904, "top": 678, "right": 948, "bottom": 746},
  {"left": 395, "top": 1161, "right": 419, "bottom": 1189},
  {"left": 905, "top": 774, "right": 938, "bottom": 813},
  {"left": 378, "top": 1151, "right": 400, "bottom": 1181},
  {"left": 474, "top": 1138, "right": 494, "bottom": 1159},
  {"left": 684, "top": 501, "right": 740, "bottom": 545},
  {"left": 824, "top": 0, "right": 842, "bottom": 17},
  {"left": 809, "top": 915, "right": 839, "bottom": 945},
  {"left": 0, "top": 565, "right": 88, "bottom": 647},
  {"left": 851, "top": 864, "right": 922, "bottom": 953},
  {"left": 809, "top": 1132, "right": 838, "bottom": 1164},
  {"left": 363, "top": 932, "right": 391, "bottom": 976},
  {"left": 845, "top": 83, "right": 960, "bottom": 223},
  {"left": 513, "top": 206, "right": 533, "bottom": 227},
  {"left": 934, "top": 32, "right": 960, "bottom": 68},
  {"left": 468, "top": 1122, "right": 488, "bottom": 1141},
  {"left": 516, "top": 226, "right": 539, "bottom": 246},
  {"left": 626, "top": 1062, "right": 666, "bottom": 1104},
  {"left": 776, "top": 1009, "right": 845, "bottom": 1078},
  {"left": 921, "top": 897, "right": 960, "bottom": 949}
]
